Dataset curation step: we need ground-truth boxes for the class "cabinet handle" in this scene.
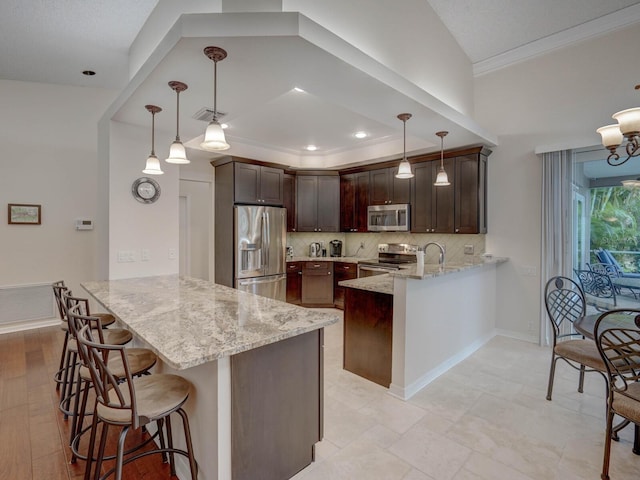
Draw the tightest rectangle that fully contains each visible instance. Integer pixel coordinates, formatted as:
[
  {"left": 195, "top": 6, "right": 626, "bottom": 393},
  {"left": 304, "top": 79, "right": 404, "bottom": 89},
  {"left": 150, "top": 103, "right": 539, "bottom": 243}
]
[
  {"left": 327, "top": 272, "right": 331, "bottom": 275},
  {"left": 298, "top": 271, "right": 302, "bottom": 275},
  {"left": 313, "top": 264, "right": 321, "bottom": 268},
  {"left": 455, "top": 228, "right": 459, "bottom": 233},
  {"left": 318, "top": 228, "right": 322, "bottom": 232}
]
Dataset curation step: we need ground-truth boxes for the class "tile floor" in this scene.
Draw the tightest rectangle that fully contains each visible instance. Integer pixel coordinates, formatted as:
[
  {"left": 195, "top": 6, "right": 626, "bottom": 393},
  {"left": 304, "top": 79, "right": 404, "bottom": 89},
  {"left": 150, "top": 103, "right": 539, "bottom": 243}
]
[{"left": 292, "top": 310, "right": 639, "bottom": 480}]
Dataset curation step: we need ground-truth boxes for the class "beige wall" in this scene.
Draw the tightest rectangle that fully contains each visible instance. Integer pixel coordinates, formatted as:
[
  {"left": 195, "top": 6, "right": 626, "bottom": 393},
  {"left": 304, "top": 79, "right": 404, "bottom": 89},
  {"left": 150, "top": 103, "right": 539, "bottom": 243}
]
[
  {"left": 0, "top": 79, "right": 115, "bottom": 296},
  {"left": 476, "top": 24, "right": 640, "bottom": 341}
]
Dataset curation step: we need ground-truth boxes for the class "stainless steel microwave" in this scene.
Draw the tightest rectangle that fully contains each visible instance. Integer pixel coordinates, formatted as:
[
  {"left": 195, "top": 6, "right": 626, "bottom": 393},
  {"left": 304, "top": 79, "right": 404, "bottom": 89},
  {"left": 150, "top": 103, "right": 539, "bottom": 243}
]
[{"left": 367, "top": 204, "right": 410, "bottom": 231}]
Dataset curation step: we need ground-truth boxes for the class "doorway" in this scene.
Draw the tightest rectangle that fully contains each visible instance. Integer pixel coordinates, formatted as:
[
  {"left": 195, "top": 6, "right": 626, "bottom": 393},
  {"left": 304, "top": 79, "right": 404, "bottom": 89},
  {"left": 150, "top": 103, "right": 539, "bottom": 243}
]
[{"left": 179, "top": 180, "right": 212, "bottom": 280}]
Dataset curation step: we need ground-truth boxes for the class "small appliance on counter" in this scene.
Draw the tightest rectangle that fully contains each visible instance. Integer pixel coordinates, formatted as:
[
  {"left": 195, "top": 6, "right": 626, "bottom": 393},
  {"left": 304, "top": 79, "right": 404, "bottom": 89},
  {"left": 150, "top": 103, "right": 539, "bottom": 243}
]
[
  {"left": 329, "top": 239, "right": 343, "bottom": 257},
  {"left": 309, "top": 242, "right": 321, "bottom": 257}
]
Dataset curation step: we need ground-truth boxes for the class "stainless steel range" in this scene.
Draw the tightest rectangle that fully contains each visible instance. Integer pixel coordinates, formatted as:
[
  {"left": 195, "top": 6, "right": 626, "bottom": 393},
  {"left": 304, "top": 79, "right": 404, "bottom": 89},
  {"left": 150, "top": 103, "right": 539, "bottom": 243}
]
[{"left": 357, "top": 243, "right": 418, "bottom": 277}]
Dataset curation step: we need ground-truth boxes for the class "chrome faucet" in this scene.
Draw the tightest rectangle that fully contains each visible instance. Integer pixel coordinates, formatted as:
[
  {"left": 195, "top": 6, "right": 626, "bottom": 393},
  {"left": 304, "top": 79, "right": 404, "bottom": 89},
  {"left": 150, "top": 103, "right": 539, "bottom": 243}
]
[{"left": 422, "top": 242, "right": 446, "bottom": 266}]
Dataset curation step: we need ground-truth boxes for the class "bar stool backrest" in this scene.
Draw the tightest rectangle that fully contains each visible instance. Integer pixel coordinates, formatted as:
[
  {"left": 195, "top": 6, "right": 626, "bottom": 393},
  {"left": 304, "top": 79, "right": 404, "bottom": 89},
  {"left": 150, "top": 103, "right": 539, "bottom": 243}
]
[{"left": 76, "top": 324, "right": 138, "bottom": 427}]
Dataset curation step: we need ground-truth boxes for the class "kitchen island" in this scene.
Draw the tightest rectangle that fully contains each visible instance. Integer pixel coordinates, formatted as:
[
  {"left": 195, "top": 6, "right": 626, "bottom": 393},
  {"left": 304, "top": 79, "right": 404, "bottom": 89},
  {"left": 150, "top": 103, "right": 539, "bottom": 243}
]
[
  {"left": 340, "top": 257, "right": 507, "bottom": 399},
  {"left": 82, "top": 274, "right": 338, "bottom": 480}
]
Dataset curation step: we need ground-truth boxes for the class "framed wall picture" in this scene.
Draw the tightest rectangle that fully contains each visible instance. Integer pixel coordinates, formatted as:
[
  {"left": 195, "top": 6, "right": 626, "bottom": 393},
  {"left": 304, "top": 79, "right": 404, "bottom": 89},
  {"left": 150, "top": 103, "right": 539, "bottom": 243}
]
[{"left": 8, "top": 204, "right": 41, "bottom": 225}]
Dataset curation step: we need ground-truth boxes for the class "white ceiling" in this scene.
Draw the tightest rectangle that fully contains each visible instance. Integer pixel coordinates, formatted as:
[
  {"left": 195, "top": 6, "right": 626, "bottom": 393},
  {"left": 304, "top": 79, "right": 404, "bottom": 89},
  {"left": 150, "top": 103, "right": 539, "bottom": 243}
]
[{"left": 2, "top": 1, "right": 639, "bottom": 168}]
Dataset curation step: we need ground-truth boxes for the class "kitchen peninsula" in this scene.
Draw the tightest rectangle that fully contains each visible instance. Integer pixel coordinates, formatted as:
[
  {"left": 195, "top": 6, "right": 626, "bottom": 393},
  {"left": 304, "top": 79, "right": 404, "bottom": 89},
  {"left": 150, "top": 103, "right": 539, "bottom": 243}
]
[
  {"left": 82, "top": 275, "right": 338, "bottom": 480},
  {"left": 340, "top": 257, "right": 507, "bottom": 399}
]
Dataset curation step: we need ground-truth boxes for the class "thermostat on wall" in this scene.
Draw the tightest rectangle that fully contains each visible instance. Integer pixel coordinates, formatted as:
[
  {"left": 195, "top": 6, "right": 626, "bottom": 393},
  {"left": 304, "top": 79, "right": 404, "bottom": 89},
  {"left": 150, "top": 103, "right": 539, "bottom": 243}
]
[{"left": 76, "top": 219, "right": 94, "bottom": 230}]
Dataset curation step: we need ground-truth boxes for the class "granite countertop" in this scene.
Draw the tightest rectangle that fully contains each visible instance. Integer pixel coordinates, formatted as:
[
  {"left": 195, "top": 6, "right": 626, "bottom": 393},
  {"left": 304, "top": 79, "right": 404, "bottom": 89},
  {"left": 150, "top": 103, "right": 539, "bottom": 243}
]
[
  {"left": 391, "top": 256, "right": 508, "bottom": 279},
  {"left": 339, "top": 274, "right": 394, "bottom": 295},
  {"left": 82, "top": 275, "right": 338, "bottom": 370},
  {"left": 339, "top": 256, "right": 508, "bottom": 293},
  {"left": 288, "top": 256, "right": 363, "bottom": 264}
]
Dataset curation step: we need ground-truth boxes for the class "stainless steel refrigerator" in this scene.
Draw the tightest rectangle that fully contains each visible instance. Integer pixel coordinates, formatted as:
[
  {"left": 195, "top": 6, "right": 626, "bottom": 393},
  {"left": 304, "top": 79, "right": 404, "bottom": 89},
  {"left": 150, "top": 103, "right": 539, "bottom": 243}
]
[{"left": 234, "top": 205, "right": 287, "bottom": 301}]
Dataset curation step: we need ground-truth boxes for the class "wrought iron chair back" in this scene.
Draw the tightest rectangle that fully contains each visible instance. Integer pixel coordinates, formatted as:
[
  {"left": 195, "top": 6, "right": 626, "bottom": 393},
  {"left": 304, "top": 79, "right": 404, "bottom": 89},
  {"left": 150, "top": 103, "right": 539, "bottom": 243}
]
[
  {"left": 574, "top": 269, "right": 617, "bottom": 311},
  {"left": 544, "top": 276, "right": 586, "bottom": 343}
]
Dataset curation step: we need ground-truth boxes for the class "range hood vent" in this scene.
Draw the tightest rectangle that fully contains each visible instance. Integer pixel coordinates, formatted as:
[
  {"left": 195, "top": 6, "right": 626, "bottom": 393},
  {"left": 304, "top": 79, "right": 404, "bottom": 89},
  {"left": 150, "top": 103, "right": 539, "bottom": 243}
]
[{"left": 192, "top": 107, "right": 227, "bottom": 122}]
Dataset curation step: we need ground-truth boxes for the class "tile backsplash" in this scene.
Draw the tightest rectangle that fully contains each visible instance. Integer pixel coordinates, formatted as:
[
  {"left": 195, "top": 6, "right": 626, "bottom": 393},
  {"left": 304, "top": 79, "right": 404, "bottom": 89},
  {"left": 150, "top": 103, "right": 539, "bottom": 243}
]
[{"left": 287, "top": 232, "right": 485, "bottom": 264}]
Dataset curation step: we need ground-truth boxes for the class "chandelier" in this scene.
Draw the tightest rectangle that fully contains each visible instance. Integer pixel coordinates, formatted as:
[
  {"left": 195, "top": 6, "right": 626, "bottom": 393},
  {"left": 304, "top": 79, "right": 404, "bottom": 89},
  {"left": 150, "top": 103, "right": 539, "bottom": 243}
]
[{"left": 596, "top": 85, "right": 640, "bottom": 166}]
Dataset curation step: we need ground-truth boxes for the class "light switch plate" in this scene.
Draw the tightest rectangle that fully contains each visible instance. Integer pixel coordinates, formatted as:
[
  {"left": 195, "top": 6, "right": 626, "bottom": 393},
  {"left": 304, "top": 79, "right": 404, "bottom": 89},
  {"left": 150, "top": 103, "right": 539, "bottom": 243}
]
[{"left": 464, "top": 245, "right": 474, "bottom": 255}]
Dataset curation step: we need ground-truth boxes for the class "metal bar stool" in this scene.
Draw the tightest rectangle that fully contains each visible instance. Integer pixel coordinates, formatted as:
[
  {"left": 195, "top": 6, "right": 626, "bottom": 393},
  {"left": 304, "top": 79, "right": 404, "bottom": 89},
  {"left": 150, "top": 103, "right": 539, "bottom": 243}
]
[
  {"left": 66, "top": 303, "right": 158, "bottom": 465},
  {"left": 59, "top": 293, "right": 132, "bottom": 422},
  {"left": 77, "top": 324, "right": 198, "bottom": 480}
]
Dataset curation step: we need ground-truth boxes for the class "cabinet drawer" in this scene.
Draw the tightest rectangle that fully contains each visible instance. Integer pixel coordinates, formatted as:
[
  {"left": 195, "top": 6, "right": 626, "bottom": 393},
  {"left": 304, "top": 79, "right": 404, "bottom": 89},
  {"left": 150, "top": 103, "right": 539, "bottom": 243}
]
[
  {"left": 303, "top": 262, "right": 331, "bottom": 272},
  {"left": 287, "top": 262, "right": 302, "bottom": 272}
]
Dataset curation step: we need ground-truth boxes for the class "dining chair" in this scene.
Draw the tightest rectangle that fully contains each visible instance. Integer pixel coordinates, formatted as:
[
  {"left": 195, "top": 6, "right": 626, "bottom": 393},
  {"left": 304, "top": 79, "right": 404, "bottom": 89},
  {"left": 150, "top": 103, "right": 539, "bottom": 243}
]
[
  {"left": 544, "top": 276, "right": 607, "bottom": 401},
  {"left": 595, "top": 309, "right": 640, "bottom": 480},
  {"left": 574, "top": 269, "right": 618, "bottom": 312},
  {"left": 65, "top": 300, "right": 158, "bottom": 465},
  {"left": 76, "top": 324, "right": 198, "bottom": 480}
]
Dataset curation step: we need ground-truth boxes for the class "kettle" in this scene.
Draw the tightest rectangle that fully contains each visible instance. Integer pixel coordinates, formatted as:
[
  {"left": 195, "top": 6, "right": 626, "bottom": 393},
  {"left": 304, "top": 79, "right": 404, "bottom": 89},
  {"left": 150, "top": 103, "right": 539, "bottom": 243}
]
[{"left": 309, "top": 242, "right": 321, "bottom": 257}]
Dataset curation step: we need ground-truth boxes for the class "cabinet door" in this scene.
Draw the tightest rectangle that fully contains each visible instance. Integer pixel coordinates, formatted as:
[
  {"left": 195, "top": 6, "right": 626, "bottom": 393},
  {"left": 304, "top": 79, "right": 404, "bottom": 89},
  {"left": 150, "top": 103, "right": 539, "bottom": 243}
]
[
  {"left": 301, "top": 262, "right": 334, "bottom": 305},
  {"left": 340, "top": 174, "right": 356, "bottom": 232},
  {"left": 317, "top": 176, "right": 339, "bottom": 232},
  {"left": 333, "top": 262, "right": 357, "bottom": 309},
  {"left": 369, "top": 168, "right": 391, "bottom": 205},
  {"left": 433, "top": 157, "right": 455, "bottom": 233},
  {"left": 286, "top": 262, "right": 302, "bottom": 304},
  {"left": 455, "top": 155, "right": 484, "bottom": 234},
  {"left": 296, "top": 176, "right": 318, "bottom": 232},
  {"left": 411, "top": 161, "right": 435, "bottom": 233},
  {"left": 234, "top": 163, "right": 261, "bottom": 204},
  {"left": 391, "top": 170, "right": 411, "bottom": 204},
  {"left": 354, "top": 172, "right": 370, "bottom": 232},
  {"left": 260, "top": 166, "right": 284, "bottom": 205},
  {"left": 283, "top": 174, "right": 296, "bottom": 232}
]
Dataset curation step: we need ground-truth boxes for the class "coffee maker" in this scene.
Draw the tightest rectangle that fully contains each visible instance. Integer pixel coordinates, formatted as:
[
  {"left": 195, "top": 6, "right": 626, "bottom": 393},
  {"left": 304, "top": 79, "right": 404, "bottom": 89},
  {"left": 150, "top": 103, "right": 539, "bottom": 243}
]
[{"left": 329, "top": 240, "right": 343, "bottom": 257}]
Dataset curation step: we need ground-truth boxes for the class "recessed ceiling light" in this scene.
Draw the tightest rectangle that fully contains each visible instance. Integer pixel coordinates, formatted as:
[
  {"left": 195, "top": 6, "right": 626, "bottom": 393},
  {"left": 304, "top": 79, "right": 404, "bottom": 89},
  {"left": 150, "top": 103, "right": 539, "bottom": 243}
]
[
  {"left": 221, "top": 123, "right": 228, "bottom": 129},
  {"left": 293, "top": 87, "right": 305, "bottom": 93},
  {"left": 305, "top": 145, "right": 317, "bottom": 151},
  {"left": 82, "top": 70, "right": 96, "bottom": 76},
  {"left": 354, "top": 131, "right": 367, "bottom": 139}
]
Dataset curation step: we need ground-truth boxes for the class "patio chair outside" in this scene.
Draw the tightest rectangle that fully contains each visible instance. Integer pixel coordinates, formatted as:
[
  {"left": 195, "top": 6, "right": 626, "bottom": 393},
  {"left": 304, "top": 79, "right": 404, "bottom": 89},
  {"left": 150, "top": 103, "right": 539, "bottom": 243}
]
[{"left": 594, "top": 248, "right": 640, "bottom": 279}]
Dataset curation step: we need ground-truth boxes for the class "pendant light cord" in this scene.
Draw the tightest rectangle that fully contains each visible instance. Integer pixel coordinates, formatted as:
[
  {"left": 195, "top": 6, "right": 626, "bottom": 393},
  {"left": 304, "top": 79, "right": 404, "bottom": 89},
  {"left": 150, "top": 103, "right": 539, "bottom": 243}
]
[
  {"left": 175, "top": 90, "right": 180, "bottom": 141},
  {"left": 403, "top": 118, "right": 407, "bottom": 161},
  {"left": 213, "top": 59, "right": 218, "bottom": 122},
  {"left": 440, "top": 134, "right": 444, "bottom": 168},
  {"left": 150, "top": 111, "right": 156, "bottom": 156}
]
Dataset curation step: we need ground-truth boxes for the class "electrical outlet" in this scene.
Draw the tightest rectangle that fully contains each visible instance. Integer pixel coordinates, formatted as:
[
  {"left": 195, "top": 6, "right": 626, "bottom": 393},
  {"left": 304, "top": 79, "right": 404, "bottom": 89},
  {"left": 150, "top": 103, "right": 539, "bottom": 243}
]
[
  {"left": 168, "top": 248, "right": 177, "bottom": 260},
  {"left": 360, "top": 242, "right": 365, "bottom": 249},
  {"left": 464, "top": 244, "right": 474, "bottom": 255}
]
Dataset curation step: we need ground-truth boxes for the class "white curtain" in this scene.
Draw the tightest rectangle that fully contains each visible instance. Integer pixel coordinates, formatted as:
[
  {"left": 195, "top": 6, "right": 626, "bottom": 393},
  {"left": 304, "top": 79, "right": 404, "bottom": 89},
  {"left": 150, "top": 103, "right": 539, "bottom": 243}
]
[{"left": 540, "top": 150, "right": 574, "bottom": 346}]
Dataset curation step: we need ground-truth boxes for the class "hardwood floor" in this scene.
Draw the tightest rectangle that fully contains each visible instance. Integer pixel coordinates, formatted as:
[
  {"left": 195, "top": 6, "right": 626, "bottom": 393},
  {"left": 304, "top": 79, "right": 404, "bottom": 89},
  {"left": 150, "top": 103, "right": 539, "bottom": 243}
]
[{"left": 0, "top": 325, "right": 182, "bottom": 479}]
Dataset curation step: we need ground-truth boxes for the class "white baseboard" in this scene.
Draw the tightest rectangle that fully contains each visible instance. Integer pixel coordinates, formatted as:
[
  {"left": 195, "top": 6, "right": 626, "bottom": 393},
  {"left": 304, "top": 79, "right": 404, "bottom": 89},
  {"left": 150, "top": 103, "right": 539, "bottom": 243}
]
[
  {"left": 494, "top": 328, "right": 539, "bottom": 344},
  {"left": 388, "top": 330, "right": 497, "bottom": 400},
  {"left": 0, "top": 317, "right": 59, "bottom": 335}
]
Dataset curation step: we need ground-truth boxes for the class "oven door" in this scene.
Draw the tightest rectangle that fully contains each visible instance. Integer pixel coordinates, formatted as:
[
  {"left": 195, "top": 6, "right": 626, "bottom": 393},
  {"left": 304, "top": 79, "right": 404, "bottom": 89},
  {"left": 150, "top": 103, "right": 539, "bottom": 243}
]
[{"left": 357, "top": 264, "right": 398, "bottom": 278}]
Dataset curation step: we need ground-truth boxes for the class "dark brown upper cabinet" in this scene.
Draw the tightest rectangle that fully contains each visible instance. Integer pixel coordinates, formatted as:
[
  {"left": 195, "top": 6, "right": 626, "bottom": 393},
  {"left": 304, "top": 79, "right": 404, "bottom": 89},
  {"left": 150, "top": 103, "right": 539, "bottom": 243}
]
[
  {"left": 234, "top": 163, "right": 284, "bottom": 206},
  {"left": 283, "top": 173, "right": 296, "bottom": 232},
  {"left": 454, "top": 154, "right": 487, "bottom": 234},
  {"left": 369, "top": 167, "right": 411, "bottom": 205},
  {"left": 340, "top": 172, "right": 369, "bottom": 232},
  {"left": 411, "top": 158, "right": 454, "bottom": 233},
  {"left": 410, "top": 148, "right": 488, "bottom": 234},
  {"left": 296, "top": 174, "right": 339, "bottom": 232}
]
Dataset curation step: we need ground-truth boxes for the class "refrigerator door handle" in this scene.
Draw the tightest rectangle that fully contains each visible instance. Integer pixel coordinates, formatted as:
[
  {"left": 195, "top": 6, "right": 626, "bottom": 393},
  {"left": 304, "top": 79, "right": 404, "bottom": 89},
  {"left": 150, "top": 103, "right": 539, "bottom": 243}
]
[
  {"left": 263, "top": 211, "right": 270, "bottom": 274},
  {"left": 238, "top": 274, "right": 286, "bottom": 287}
]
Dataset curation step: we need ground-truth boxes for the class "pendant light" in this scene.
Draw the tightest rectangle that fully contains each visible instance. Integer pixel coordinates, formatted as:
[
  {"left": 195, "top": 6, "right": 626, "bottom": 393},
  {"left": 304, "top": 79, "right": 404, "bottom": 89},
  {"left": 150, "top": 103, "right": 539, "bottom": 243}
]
[
  {"left": 201, "top": 46, "right": 230, "bottom": 151},
  {"left": 166, "top": 81, "right": 189, "bottom": 164},
  {"left": 596, "top": 85, "right": 640, "bottom": 166},
  {"left": 142, "top": 105, "right": 163, "bottom": 175},
  {"left": 434, "top": 131, "right": 450, "bottom": 186},
  {"left": 395, "top": 113, "right": 414, "bottom": 179}
]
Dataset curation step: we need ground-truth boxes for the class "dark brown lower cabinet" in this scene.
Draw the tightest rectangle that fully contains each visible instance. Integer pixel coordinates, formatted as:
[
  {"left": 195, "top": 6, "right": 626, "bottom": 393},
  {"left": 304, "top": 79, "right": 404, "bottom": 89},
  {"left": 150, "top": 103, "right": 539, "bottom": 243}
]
[
  {"left": 231, "top": 329, "right": 323, "bottom": 480},
  {"left": 301, "top": 262, "right": 334, "bottom": 306},
  {"left": 333, "top": 262, "right": 357, "bottom": 309},
  {"left": 286, "top": 261, "right": 302, "bottom": 304},
  {"left": 343, "top": 287, "right": 393, "bottom": 387}
]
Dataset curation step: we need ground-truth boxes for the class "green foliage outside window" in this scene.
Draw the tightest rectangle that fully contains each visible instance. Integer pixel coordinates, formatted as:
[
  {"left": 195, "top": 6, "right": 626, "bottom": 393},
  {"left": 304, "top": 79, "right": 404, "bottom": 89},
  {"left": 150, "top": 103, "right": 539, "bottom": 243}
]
[{"left": 590, "top": 186, "right": 640, "bottom": 272}]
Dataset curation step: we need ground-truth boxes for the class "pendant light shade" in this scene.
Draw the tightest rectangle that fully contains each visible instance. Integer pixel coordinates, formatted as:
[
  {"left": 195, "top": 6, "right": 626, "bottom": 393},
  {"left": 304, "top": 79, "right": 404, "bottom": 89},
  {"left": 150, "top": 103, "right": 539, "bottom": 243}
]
[
  {"left": 395, "top": 113, "right": 414, "bottom": 179},
  {"left": 596, "top": 85, "right": 640, "bottom": 166},
  {"left": 201, "top": 46, "right": 230, "bottom": 151},
  {"left": 142, "top": 105, "right": 164, "bottom": 175},
  {"left": 434, "top": 131, "right": 450, "bottom": 186},
  {"left": 166, "top": 81, "right": 190, "bottom": 164}
]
